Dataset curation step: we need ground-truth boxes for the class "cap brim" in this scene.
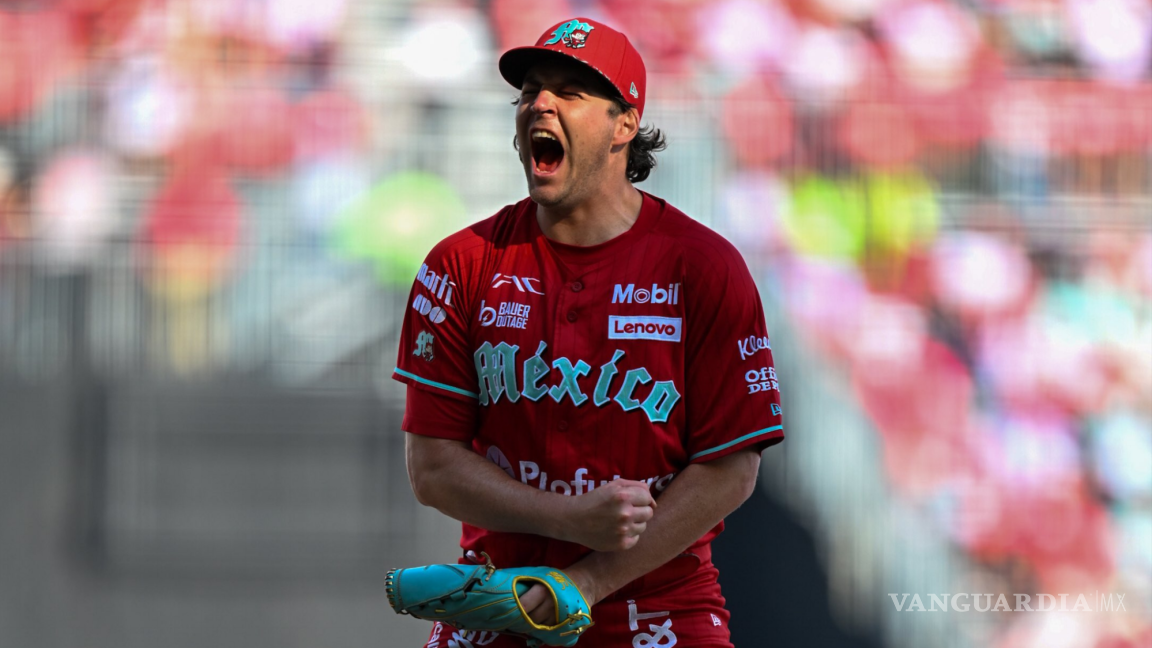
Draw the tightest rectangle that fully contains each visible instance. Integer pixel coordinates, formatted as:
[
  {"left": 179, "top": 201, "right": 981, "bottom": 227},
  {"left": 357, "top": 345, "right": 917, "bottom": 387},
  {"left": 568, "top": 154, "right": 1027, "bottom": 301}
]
[{"left": 498, "top": 46, "right": 624, "bottom": 101}]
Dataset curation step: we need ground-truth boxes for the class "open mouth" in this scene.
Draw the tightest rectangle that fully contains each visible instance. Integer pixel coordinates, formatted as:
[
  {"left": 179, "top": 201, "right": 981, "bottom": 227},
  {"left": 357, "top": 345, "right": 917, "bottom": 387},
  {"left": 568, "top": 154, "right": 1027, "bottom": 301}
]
[{"left": 530, "top": 130, "right": 565, "bottom": 174}]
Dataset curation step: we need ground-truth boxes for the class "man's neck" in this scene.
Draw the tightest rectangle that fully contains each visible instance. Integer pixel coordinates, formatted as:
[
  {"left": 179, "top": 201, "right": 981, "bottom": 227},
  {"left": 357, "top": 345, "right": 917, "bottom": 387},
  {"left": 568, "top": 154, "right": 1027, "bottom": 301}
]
[{"left": 536, "top": 183, "right": 644, "bottom": 247}]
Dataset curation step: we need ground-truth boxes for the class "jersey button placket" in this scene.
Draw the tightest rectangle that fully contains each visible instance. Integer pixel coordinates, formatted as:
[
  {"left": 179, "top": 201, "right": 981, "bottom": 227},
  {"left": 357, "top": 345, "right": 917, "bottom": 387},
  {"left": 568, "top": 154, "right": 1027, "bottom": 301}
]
[{"left": 553, "top": 273, "right": 585, "bottom": 436}]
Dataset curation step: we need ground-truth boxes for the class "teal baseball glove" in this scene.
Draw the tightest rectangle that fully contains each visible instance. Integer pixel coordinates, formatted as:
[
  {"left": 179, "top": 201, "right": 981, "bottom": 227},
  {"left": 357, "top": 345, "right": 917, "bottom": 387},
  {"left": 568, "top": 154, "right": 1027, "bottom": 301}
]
[{"left": 385, "top": 552, "right": 593, "bottom": 647}]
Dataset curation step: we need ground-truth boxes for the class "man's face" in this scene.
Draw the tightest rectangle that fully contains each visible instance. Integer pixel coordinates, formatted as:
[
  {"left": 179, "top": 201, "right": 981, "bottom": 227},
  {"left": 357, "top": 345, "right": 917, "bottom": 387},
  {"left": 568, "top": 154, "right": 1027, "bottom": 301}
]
[{"left": 515, "top": 58, "right": 622, "bottom": 209}]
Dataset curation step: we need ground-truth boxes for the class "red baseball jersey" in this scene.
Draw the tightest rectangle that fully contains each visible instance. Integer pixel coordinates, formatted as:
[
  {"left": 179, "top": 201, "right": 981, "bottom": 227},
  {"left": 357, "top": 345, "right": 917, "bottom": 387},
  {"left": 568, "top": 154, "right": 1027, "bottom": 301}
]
[{"left": 393, "top": 191, "right": 784, "bottom": 574}]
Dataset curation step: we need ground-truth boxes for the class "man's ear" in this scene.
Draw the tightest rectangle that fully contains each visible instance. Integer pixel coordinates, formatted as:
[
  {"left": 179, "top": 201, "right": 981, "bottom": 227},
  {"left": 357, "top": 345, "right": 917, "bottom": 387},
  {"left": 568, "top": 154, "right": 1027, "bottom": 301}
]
[{"left": 612, "top": 107, "right": 640, "bottom": 147}]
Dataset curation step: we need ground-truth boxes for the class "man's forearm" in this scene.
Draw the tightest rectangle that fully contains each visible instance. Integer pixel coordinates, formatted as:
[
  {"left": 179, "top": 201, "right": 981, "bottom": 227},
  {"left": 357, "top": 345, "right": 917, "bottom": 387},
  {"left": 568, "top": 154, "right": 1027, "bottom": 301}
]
[
  {"left": 563, "top": 450, "right": 761, "bottom": 603},
  {"left": 406, "top": 432, "right": 658, "bottom": 552},
  {"left": 406, "top": 433, "right": 569, "bottom": 538}
]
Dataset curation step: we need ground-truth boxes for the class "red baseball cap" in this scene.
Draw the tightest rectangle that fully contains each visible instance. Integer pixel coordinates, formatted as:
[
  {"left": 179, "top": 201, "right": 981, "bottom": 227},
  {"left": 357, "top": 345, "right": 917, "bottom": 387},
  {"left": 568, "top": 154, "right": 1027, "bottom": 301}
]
[{"left": 499, "top": 17, "right": 647, "bottom": 120}]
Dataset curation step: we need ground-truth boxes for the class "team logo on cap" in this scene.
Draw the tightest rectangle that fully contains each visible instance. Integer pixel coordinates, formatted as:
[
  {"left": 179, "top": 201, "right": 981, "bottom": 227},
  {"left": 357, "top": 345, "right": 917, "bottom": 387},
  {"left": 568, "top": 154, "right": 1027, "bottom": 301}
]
[{"left": 545, "top": 19, "right": 594, "bottom": 49}]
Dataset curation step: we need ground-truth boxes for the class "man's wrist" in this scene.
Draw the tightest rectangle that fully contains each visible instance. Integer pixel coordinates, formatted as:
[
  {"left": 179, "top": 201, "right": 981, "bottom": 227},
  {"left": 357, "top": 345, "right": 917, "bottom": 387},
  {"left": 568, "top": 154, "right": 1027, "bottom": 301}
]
[
  {"left": 562, "top": 563, "right": 607, "bottom": 607},
  {"left": 538, "top": 493, "right": 576, "bottom": 544},
  {"left": 564, "top": 551, "right": 632, "bottom": 607}
]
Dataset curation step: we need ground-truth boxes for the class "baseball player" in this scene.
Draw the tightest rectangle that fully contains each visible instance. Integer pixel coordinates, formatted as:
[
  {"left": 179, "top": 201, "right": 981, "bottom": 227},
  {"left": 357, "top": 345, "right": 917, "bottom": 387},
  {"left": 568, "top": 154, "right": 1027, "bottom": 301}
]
[{"left": 394, "top": 17, "right": 784, "bottom": 648}]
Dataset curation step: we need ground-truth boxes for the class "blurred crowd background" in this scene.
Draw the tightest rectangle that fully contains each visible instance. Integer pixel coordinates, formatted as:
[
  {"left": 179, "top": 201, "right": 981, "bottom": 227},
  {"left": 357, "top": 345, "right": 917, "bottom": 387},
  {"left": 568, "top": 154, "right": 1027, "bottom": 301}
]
[{"left": 0, "top": 0, "right": 1149, "bottom": 647}]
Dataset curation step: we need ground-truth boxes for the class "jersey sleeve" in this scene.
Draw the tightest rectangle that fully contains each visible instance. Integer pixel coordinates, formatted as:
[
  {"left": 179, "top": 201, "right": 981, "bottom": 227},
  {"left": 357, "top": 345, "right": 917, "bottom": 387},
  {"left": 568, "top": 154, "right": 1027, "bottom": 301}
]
[
  {"left": 393, "top": 240, "right": 480, "bottom": 441},
  {"left": 402, "top": 384, "right": 478, "bottom": 441},
  {"left": 683, "top": 237, "right": 784, "bottom": 463}
]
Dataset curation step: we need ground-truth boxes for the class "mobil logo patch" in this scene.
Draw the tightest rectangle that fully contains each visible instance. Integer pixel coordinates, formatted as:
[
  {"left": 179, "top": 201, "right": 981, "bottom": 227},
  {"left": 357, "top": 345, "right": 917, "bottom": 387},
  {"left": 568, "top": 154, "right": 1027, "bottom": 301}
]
[
  {"left": 612, "top": 283, "right": 681, "bottom": 305},
  {"left": 608, "top": 315, "right": 682, "bottom": 342}
]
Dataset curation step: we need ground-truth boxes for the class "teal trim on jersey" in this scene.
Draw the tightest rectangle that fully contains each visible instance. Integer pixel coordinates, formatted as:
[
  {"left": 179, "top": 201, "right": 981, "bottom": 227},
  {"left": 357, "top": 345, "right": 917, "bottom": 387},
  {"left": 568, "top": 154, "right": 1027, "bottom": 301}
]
[
  {"left": 394, "top": 368, "right": 479, "bottom": 399},
  {"left": 689, "top": 425, "right": 784, "bottom": 461}
]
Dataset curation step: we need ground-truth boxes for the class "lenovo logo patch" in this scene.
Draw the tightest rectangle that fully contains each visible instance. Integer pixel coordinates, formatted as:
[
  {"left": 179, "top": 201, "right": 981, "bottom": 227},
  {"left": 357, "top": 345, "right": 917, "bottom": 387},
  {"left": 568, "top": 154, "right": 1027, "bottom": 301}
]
[{"left": 608, "top": 316, "right": 682, "bottom": 342}]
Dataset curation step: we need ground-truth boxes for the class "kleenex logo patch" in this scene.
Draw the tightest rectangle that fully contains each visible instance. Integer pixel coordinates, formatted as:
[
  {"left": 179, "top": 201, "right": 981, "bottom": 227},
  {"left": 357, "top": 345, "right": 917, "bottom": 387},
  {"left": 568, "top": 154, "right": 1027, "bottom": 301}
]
[{"left": 608, "top": 316, "right": 682, "bottom": 342}]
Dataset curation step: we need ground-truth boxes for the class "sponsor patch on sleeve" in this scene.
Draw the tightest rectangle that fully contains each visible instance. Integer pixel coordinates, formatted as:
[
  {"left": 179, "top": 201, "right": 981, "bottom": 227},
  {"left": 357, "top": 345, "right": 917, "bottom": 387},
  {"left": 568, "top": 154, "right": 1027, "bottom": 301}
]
[
  {"left": 737, "top": 334, "right": 771, "bottom": 360},
  {"left": 608, "top": 315, "right": 682, "bottom": 342}
]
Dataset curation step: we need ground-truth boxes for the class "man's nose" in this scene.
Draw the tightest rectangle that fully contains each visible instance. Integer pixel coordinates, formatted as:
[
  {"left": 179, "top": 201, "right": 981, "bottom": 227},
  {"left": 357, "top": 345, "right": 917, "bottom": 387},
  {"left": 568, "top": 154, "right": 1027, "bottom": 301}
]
[{"left": 530, "top": 89, "right": 558, "bottom": 114}]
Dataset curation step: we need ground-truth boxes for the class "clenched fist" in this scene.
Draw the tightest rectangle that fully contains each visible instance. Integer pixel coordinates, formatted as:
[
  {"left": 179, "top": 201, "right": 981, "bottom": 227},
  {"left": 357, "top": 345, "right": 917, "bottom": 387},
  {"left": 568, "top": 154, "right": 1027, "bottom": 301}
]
[{"left": 563, "top": 479, "right": 656, "bottom": 552}]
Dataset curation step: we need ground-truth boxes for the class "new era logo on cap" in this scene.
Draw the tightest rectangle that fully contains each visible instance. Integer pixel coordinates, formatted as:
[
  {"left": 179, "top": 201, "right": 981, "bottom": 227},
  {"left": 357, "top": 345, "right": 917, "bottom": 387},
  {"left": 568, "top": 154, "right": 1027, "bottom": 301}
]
[{"left": 498, "top": 17, "right": 647, "bottom": 120}]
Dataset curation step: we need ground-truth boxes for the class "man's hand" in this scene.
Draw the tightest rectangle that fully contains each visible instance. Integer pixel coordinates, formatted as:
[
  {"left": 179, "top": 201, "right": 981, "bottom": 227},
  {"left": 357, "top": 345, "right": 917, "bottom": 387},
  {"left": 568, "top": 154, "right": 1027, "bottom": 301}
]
[
  {"left": 518, "top": 567, "right": 600, "bottom": 626},
  {"left": 518, "top": 582, "right": 558, "bottom": 625},
  {"left": 562, "top": 479, "right": 656, "bottom": 552},
  {"left": 559, "top": 450, "right": 761, "bottom": 609}
]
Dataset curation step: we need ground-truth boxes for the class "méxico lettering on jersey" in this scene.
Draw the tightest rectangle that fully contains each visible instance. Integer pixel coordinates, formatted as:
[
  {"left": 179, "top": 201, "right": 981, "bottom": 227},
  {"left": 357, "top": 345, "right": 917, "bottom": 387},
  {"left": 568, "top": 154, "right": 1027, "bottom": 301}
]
[{"left": 473, "top": 341, "right": 680, "bottom": 424}]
